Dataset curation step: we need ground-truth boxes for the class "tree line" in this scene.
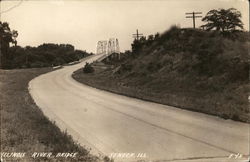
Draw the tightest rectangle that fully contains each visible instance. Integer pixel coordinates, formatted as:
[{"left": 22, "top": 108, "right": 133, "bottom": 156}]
[
  {"left": 0, "top": 22, "right": 91, "bottom": 69},
  {"left": 7, "top": 44, "right": 91, "bottom": 69}
]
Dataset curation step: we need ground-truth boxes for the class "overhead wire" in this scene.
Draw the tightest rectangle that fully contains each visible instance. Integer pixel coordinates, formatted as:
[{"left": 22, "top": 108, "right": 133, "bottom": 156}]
[{"left": 0, "top": 0, "right": 23, "bottom": 14}]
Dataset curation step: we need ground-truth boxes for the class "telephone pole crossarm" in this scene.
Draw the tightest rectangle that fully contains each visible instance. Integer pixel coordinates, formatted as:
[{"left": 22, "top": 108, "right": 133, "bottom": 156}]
[
  {"left": 132, "top": 29, "right": 143, "bottom": 40},
  {"left": 185, "top": 11, "right": 202, "bottom": 29}
]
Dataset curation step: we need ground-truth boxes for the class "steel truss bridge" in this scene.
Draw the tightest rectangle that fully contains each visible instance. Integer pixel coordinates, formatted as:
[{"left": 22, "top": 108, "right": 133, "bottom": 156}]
[{"left": 96, "top": 38, "right": 120, "bottom": 61}]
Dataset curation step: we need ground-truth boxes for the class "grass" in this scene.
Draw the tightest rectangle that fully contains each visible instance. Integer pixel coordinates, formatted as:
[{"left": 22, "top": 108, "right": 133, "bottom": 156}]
[
  {"left": 0, "top": 68, "right": 99, "bottom": 162},
  {"left": 73, "top": 66, "right": 249, "bottom": 123}
]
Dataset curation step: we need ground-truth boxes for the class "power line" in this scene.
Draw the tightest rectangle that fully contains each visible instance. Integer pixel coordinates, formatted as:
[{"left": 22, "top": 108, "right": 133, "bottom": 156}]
[
  {"left": 0, "top": 0, "right": 23, "bottom": 14},
  {"left": 185, "top": 12, "right": 202, "bottom": 29}
]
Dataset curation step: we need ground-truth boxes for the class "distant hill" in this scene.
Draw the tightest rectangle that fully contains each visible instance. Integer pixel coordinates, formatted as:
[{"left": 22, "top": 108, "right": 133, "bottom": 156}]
[{"left": 74, "top": 26, "right": 249, "bottom": 122}]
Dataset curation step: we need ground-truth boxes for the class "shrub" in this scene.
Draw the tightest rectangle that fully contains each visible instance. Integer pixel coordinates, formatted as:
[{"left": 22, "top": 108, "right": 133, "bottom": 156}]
[{"left": 83, "top": 62, "right": 94, "bottom": 73}]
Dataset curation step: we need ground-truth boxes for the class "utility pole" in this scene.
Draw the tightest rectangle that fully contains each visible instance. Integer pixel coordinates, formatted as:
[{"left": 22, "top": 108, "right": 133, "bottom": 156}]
[
  {"left": 185, "top": 12, "right": 202, "bottom": 29},
  {"left": 132, "top": 29, "right": 143, "bottom": 40}
]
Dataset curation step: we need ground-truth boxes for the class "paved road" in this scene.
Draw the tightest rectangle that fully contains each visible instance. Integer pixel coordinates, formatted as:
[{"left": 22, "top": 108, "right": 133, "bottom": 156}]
[{"left": 29, "top": 55, "right": 249, "bottom": 162}]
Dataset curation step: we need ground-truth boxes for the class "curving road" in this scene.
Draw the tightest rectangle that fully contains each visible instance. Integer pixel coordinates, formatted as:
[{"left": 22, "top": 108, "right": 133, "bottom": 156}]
[{"left": 29, "top": 55, "right": 249, "bottom": 162}]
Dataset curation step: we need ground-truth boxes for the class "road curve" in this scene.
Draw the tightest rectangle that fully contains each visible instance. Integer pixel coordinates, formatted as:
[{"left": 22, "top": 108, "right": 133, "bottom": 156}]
[{"left": 29, "top": 55, "right": 249, "bottom": 162}]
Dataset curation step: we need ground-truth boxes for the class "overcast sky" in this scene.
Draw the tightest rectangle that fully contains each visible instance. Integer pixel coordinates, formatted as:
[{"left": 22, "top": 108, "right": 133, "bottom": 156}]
[{"left": 1, "top": 0, "right": 249, "bottom": 53}]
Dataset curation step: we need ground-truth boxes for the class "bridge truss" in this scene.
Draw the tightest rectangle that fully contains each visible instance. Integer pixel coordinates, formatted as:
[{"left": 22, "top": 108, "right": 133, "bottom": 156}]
[{"left": 96, "top": 38, "right": 120, "bottom": 60}]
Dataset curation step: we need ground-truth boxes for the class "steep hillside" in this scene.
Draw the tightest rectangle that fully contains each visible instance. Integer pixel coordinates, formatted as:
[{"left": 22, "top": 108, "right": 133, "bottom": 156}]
[{"left": 73, "top": 27, "right": 249, "bottom": 122}]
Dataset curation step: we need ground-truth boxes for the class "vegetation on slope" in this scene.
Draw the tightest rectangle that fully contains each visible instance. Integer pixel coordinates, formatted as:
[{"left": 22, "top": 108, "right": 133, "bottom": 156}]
[{"left": 73, "top": 26, "right": 249, "bottom": 123}]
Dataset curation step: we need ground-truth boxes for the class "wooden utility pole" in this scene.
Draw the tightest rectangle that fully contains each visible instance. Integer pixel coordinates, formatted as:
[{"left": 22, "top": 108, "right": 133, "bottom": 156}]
[
  {"left": 185, "top": 12, "right": 202, "bottom": 29},
  {"left": 132, "top": 29, "right": 143, "bottom": 40}
]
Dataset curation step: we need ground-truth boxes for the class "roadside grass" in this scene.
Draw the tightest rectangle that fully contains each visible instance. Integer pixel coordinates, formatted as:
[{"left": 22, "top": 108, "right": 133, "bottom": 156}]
[
  {"left": 72, "top": 65, "right": 250, "bottom": 123},
  {"left": 0, "top": 68, "right": 99, "bottom": 162}
]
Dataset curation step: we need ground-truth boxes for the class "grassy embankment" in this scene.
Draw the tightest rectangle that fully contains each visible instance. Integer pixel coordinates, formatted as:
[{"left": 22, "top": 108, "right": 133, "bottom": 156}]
[
  {"left": 0, "top": 68, "right": 99, "bottom": 162},
  {"left": 73, "top": 27, "right": 249, "bottom": 123}
]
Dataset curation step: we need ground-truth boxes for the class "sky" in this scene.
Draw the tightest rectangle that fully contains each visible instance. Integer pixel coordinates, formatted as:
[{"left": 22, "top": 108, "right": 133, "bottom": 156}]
[{"left": 1, "top": 0, "right": 249, "bottom": 53}]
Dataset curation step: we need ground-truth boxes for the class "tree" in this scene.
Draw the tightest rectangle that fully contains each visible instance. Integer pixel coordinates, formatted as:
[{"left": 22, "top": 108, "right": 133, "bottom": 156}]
[
  {"left": 146, "top": 35, "right": 154, "bottom": 45},
  {"left": 154, "top": 32, "right": 160, "bottom": 40},
  {"left": 131, "top": 36, "right": 147, "bottom": 54},
  {"left": 12, "top": 30, "right": 18, "bottom": 46},
  {"left": 0, "top": 21, "right": 18, "bottom": 68},
  {"left": 201, "top": 8, "right": 243, "bottom": 33}
]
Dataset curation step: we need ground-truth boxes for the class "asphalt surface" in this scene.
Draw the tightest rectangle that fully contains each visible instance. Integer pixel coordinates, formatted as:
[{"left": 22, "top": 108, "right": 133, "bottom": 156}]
[{"left": 29, "top": 54, "right": 249, "bottom": 162}]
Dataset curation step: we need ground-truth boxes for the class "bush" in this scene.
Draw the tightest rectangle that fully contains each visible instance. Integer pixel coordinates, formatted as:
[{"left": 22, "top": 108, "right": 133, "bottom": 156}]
[{"left": 83, "top": 63, "right": 94, "bottom": 73}]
